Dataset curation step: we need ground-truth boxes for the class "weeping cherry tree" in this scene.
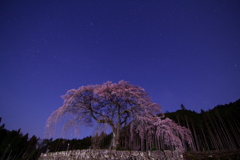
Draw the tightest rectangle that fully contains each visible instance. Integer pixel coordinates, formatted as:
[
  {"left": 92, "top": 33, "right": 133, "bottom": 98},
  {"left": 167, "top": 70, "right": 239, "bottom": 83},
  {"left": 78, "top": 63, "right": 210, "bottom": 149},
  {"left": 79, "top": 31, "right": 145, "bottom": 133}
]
[{"left": 45, "top": 80, "right": 191, "bottom": 150}]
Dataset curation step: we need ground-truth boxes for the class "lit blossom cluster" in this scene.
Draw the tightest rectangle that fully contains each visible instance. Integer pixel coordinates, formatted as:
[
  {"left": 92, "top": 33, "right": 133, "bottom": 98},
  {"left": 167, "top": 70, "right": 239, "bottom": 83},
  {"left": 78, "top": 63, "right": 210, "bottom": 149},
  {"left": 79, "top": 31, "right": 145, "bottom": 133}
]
[{"left": 130, "top": 115, "right": 192, "bottom": 150}]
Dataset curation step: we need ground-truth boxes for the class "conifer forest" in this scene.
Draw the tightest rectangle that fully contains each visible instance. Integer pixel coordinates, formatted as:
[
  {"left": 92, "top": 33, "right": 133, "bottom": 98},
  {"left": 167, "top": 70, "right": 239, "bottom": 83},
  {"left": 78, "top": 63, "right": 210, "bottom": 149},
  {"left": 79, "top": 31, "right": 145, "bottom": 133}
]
[{"left": 0, "top": 99, "right": 240, "bottom": 159}]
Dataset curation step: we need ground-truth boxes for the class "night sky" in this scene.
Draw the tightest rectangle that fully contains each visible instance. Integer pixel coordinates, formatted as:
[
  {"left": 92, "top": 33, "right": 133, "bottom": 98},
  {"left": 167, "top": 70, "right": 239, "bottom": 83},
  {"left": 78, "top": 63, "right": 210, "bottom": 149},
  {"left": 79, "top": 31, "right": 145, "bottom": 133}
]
[{"left": 1, "top": 1, "right": 240, "bottom": 139}]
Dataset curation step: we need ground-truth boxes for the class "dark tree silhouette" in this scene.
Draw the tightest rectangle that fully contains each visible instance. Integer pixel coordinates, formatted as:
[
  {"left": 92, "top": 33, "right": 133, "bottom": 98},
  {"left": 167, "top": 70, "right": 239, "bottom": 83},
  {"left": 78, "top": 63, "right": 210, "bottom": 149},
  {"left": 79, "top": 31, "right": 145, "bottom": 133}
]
[{"left": 165, "top": 99, "right": 240, "bottom": 151}]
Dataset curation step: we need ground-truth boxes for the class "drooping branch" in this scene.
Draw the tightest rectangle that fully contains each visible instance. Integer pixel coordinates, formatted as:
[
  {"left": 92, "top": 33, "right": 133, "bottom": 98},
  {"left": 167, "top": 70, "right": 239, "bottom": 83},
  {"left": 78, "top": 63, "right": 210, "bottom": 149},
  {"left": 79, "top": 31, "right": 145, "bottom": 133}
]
[{"left": 130, "top": 115, "right": 192, "bottom": 151}]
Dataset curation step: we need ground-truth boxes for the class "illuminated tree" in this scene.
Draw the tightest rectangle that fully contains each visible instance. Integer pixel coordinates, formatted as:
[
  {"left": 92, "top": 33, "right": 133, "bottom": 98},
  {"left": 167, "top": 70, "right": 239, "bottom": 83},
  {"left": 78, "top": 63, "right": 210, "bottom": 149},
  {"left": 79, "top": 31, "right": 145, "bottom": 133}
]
[
  {"left": 45, "top": 80, "right": 191, "bottom": 150},
  {"left": 129, "top": 115, "right": 192, "bottom": 151}
]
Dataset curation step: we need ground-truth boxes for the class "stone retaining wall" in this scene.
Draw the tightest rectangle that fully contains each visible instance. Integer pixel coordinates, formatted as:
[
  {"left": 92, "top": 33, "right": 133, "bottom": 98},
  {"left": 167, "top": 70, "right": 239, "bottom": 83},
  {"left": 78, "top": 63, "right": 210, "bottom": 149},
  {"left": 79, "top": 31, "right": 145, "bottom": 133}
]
[{"left": 39, "top": 149, "right": 183, "bottom": 160}]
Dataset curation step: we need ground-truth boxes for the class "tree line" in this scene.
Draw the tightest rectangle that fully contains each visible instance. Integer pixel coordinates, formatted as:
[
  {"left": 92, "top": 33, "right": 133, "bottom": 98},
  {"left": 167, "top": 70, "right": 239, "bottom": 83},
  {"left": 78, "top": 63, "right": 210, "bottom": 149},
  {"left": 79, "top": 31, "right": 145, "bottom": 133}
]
[
  {"left": 0, "top": 118, "right": 112, "bottom": 159},
  {"left": 1, "top": 99, "right": 239, "bottom": 159},
  {"left": 164, "top": 99, "right": 240, "bottom": 151}
]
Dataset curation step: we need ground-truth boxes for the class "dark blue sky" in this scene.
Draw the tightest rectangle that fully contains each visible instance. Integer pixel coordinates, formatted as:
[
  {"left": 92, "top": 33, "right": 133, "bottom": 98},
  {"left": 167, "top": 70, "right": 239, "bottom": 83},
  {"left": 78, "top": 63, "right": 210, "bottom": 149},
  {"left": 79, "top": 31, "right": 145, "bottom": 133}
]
[{"left": 1, "top": 0, "right": 240, "bottom": 139}]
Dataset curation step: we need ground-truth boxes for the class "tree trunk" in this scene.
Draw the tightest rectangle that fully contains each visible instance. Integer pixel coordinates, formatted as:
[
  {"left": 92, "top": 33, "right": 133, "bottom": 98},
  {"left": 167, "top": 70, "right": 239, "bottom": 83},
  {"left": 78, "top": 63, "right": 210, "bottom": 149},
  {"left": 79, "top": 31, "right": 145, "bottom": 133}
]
[
  {"left": 226, "top": 115, "right": 240, "bottom": 147},
  {"left": 187, "top": 117, "right": 198, "bottom": 151},
  {"left": 111, "top": 127, "right": 120, "bottom": 150},
  {"left": 204, "top": 114, "right": 219, "bottom": 150},
  {"left": 111, "top": 105, "right": 121, "bottom": 150},
  {"left": 200, "top": 125, "right": 209, "bottom": 151},
  {"left": 216, "top": 110, "right": 236, "bottom": 149},
  {"left": 141, "top": 139, "right": 145, "bottom": 151}
]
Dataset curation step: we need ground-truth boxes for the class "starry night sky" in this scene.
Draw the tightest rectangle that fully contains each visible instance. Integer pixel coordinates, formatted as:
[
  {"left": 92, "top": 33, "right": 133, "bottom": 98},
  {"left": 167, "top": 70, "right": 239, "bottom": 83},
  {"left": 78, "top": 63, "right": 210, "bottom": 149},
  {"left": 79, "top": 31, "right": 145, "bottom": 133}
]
[{"left": 0, "top": 0, "right": 240, "bottom": 139}]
